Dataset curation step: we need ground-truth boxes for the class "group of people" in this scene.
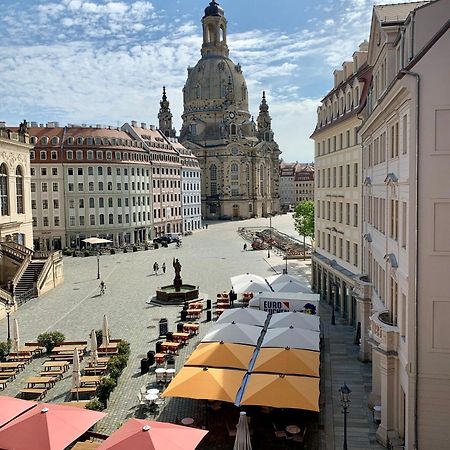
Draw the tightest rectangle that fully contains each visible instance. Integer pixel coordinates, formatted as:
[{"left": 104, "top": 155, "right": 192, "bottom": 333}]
[{"left": 153, "top": 261, "right": 166, "bottom": 275}]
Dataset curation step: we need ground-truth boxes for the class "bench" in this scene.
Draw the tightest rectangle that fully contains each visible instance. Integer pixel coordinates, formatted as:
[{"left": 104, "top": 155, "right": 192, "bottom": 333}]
[
  {"left": 20, "top": 388, "right": 47, "bottom": 400},
  {"left": 0, "top": 370, "right": 17, "bottom": 380},
  {"left": 40, "top": 370, "right": 64, "bottom": 380},
  {"left": 71, "top": 387, "right": 97, "bottom": 400},
  {"left": 24, "top": 343, "right": 46, "bottom": 355}
]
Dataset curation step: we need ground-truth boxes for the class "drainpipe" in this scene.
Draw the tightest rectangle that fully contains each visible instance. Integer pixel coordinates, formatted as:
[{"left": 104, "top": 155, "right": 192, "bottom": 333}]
[{"left": 400, "top": 68, "right": 420, "bottom": 450}]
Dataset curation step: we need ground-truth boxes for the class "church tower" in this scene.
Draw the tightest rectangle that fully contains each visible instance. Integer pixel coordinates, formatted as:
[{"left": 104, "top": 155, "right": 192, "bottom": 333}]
[
  {"left": 257, "top": 91, "right": 274, "bottom": 142},
  {"left": 180, "top": 1, "right": 281, "bottom": 220},
  {"left": 158, "top": 86, "right": 175, "bottom": 138}
]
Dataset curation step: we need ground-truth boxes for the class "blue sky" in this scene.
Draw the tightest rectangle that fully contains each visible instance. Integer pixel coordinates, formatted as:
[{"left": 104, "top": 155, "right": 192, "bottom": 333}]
[{"left": 0, "top": 0, "right": 419, "bottom": 161}]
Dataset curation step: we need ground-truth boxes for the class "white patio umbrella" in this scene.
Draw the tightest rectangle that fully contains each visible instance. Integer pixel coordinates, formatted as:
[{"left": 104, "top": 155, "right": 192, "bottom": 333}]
[
  {"left": 261, "top": 326, "right": 320, "bottom": 351},
  {"left": 233, "top": 411, "right": 252, "bottom": 450},
  {"left": 266, "top": 274, "right": 305, "bottom": 286},
  {"left": 268, "top": 311, "right": 320, "bottom": 332},
  {"left": 102, "top": 314, "right": 110, "bottom": 349},
  {"left": 90, "top": 329, "right": 98, "bottom": 367},
  {"left": 216, "top": 308, "right": 268, "bottom": 327},
  {"left": 233, "top": 280, "right": 272, "bottom": 295},
  {"left": 271, "top": 280, "right": 311, "bottom": 294},
  {"left": 82, "top": 237, "right": 113, "bottom": 245},
  {"left": 71, "top": 347, "right": 81, "bottom": 401},
  {"left": 231, "top": 273, "right": 265, "bottom": 291},
  {"left": 201, "top": 322, "right": 262, "bottom": 346},
  {"left": 12, "top": 318, "right": 20, "bottom": 353}
]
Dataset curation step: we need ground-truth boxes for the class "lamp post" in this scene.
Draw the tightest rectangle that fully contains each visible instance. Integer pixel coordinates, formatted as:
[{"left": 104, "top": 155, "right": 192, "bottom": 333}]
[
  {"left": 331, "top": 281, "right": 336, "bottom": 325},
  {"left": 267, "top": 215, "right": 272, "bottom": 258},
  {"left": 339, "top": 383, "right": 351, "bottom": 450},
  {"left": 5, "top": 301, "right": 12, "bottom": 342},
  {"left": 97, "top": 250, "right": 100, "bottom": 280}
]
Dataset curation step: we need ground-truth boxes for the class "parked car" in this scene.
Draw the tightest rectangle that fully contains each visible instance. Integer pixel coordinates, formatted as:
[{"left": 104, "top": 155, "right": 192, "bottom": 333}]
[{"left": 153, "top": 233, "right": 181, "bottom": 244}]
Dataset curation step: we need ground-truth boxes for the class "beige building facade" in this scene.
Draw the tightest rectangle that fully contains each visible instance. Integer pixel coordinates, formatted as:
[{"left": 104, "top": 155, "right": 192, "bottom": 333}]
[
  {"left": 359, "top": 1, "right": 450, "bottom": 448},
  {"left": 311, "top": 42, "right": 368, "bottom": 333},
  {"left": 279, "top": 162, "right": 315, "bottom": 209},
  {"left": 180, "top": 1, "right": 281, "bottom": 220}
]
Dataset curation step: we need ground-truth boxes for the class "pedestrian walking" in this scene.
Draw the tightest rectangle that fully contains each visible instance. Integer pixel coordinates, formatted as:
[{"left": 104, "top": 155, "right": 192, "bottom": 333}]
[
  {"left": 162, "top": 262, "right": 166, "bottom": 274},
  {"left": 153, "top": 262, "right": 158, "bottom": 275},
  {"left": 205, "top": 223, "right": 208, "bottom": 229},
  {"left": 243, "top": 243, "right": 247, "bottom": 251},
  {"left": 155, "top": 262, "right": 159, "bottom": 275},
  {"left": 229, "top": 288, "right": 235, "bottom": 307}
]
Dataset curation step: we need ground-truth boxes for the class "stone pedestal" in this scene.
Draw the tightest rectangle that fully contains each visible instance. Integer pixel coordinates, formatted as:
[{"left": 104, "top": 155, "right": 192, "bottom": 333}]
[{"left": 173, "top": 275, "right": 182, "bottom": 292}]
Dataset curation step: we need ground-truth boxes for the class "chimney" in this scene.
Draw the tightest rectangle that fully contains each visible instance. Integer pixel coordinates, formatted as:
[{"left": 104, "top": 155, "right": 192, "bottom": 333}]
[
  {"left": 131, "top": 120, "right": 137, "bottom": 127},
  {"left": 30, "top": 121, "right": 38, "bottom": 127},
  {"left": 141, "top": 122, "right": 147, "bottom": 129},
  {"left": 149, "top": 125, "right": 155, "bottom": 131}
]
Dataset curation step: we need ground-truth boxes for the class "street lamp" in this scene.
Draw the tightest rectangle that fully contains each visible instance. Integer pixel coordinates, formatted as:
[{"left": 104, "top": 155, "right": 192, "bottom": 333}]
[
  {"left": 331, "top": 281, "right": 336, "bottom": 325},
  {"left": 97, "top": 251, "right": 100, "bottom": 280},
  {"left": 267, "top": 215, "right": 272, "bottom": 258},
  {"left": 5, "top": 301, "right": 12, "bottom": 342},
  {"left": 339, "top": 383, "right": 351, "bottom": 450}
]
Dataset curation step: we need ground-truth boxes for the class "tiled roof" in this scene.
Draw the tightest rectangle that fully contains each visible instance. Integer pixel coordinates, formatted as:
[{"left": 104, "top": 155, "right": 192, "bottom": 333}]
[{"left": 374, "top": 1, "right": 429, "bottom": 23}]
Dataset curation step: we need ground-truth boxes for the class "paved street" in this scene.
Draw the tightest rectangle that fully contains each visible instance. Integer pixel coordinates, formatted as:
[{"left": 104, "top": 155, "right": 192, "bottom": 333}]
[{"left": 0, "top": 214, "right": 382, "bottom": 449}]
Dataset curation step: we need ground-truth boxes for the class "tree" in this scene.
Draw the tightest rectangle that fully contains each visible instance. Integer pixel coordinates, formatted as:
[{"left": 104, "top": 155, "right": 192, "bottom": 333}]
[{"left": 293, "top": 200, "right": 315, "bottom": 260}]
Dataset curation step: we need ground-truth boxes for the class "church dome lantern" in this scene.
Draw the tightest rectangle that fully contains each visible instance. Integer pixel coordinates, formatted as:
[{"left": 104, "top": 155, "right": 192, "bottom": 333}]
[{"left": 204, "top": 0, "right": 224, "bottom": 18}]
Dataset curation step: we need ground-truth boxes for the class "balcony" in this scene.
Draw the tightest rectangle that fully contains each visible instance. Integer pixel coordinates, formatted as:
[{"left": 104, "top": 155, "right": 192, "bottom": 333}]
[
  {"left": 369, "top": 310, "right": 399, "bottom": 354},
  {"left": 353, "top": 275, "right": 372, "bottom": 300}
]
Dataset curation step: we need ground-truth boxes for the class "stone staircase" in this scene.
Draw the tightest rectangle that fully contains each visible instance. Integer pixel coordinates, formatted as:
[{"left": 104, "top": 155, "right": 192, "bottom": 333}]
[{"left": 14, "top": 261, "right": 45, "bottom": 297}]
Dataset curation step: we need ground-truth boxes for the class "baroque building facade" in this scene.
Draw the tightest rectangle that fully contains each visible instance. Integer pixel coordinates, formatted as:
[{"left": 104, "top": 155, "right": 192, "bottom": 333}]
[
  {"left": 179, "top": 1, "right": 281, "bottom": 219},
  {"left": 311, "top": 42, "right": 368, "bottom": 336},
  {"left": 359, "top": 1, "right": 450, "bottom": 448}
]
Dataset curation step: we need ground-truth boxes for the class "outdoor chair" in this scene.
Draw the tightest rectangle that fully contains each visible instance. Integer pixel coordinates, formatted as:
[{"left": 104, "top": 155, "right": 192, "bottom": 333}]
[
  {"left": 137, "top": 392, "right": 148, "bottom": 411},
  {"left": 272, "top": 422, "right": 286, "bottom": 439},
  {"left": 293, "top": 427, "right": 307, "bottom": 443},
  {"left": 166, "top": 358, "right": 176, "bottom": 371},
  {"left": 156, "top": 370, "right": 166, "bottom": 384}
]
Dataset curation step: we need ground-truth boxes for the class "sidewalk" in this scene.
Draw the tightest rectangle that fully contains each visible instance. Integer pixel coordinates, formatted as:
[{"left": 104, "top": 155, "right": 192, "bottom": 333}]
[{"left": 319, "top": 301, "right": 383, "bottom": 450}]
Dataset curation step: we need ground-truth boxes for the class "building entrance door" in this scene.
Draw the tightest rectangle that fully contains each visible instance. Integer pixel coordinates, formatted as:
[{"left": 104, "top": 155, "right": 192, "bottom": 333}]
[{"left": 232, "top": 204, "right": 239, "bottom": 218}]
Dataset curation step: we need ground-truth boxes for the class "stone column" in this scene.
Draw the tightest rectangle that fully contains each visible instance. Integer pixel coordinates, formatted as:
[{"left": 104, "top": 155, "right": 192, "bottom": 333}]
[
  {"left": 357, "top": 297, "right": 372, "bottom": 362},
  {"left": 340, "top": 278, "right": 346, "bottom": 318},
  {"left": 348, "top": 286, "right": 354, "bottom": 324},
  {"left": 321, "top": 268, "right": 326, "bottom": 302},
  {"left": 376, "top": 351, "right": 398, "bottom": 446}
]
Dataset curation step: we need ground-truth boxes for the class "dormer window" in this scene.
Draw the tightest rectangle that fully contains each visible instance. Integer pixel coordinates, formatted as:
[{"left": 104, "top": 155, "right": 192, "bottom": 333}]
[
  {"left": 67, "top": 136, "right": 74, "bottom": 145},
  {"left": 41, "top": 137, "right": 48, "bottom": 145},
  {"left": 77, "top": 137, "right": 84, "bottom": 145},
  {"left": 51, "top": 136, "right": 59, "bottom": 145}
]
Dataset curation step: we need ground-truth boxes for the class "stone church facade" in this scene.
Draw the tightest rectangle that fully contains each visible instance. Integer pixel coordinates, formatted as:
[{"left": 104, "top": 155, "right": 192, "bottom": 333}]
[{"left": 179, "top": 1, "right": 281, "bottom": 219}]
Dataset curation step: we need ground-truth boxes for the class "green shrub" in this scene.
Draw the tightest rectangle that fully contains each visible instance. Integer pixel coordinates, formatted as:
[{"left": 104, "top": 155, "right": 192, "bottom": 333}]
[
  {"left": 110, "top": 248, "right": 116, "bottom": 255},
  {"left": 0, "top": 341, "right": 11, "bottom": 360},
  {"left": 85, "top": 398, "right": 105, "bottom": 411},
  {"left": 62, "top": 247, "right": 72, "bottom": 256},
  {"left": 117, "top": 340, "right": 130, "bottom": 357},
  {"left": 83, "top": 249, "right": 91, "bottom": 257},
  {"left": 97, "top": 376, "right": 116, "bottom": 407},
  {"left": 132, "top": 245, "right": 138, "bottom": 252},
  {"left": 37, "top": 331, "right": 65, "bottom": 353}
]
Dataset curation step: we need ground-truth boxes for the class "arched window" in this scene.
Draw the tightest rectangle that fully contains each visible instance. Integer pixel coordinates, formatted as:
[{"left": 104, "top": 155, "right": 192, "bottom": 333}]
[
  {"left": 108, "top": 214, "right": 114, "bottom": 225},
  {"left": 219, "top": 25, "right": 225, "bottom": 42},
  {"left": 16, "top": 166, "right": 24, "bottom": 214},
  {"left": 230, "top": 163, "right": 239, "bottom": 180},
  {"left": 99, "top": 214, "right": 105, "bottom": 225},
  {"left": 260, "top": 164, "right": 265, "bottom": 196},
  {"left": 210, "top": 164, "right": 217, "bottom": 196},
  {"left": 230, "top": 124, "right": 237, "bottom": 135},
  {"left": 0, "top": 164, "right": 9, "bottom": 216}
]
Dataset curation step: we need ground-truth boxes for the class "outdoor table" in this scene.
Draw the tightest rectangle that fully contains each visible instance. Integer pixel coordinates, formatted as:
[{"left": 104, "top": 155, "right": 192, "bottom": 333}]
[
  {"left": 285, "top": 425, "right": 301, "bottom": 435},
  {"left": 189, "top": 302, "right": 203, "bottom": 309},
  {"left": 161, "top": 342, "right": 180, "bottom": 354},
  {"left": 181, "top": 417, "right": 194, "bottom": 426},
  {"left": 53, "top": 344, "right": 87, "bottom": 353},
  {"left": 89, "top": 357, "right": 110, "bottom": 367},
  {"left": 183, "top": 323, "right": 200, "bottom": 335},
  {"left": 154, "top": 353, "right": 166, "bottom": 365},
  {"left": 80, "top": 375, "right": 102, "bottom": 386},
  {"left": 145, "top": 393, "right": 158, "bottom": 402},
  {"left": 172, "top": 332, "right": 190, "bottom": 344},
  {"left": 165, "top": 368, "right": 176, "bottom": 382},
  {"left": 26, "top": 376, "right": 56, "bottom": 388},
  {"left": 97, "top": 342, "right": 119, "bottom": 353},
  {"left": 0, "top": 362, "right": 25, "bottom": 371},
  {"left": 84, "top": 366, "right": 107, "bottom": 375},
  {"left": 7, "top": 354, "right": 32, "bottom": 363},
  {"left": 217, "top": 302, "right": 230, "bottom": 309},
  {"left": 215, "top": 308, "right": 225, "bottom": 317},
  {"left": 186, "top": 309, "right": 201, "bottom": 319},
  {"left": 147, "top": 388, "right": 159, "bottom": 395},
  {"left": 155, "top": 368, "right": 166, "bottom": 374},
  {"left": 42, "top": 361, "right": 70, "bottom": 372}
]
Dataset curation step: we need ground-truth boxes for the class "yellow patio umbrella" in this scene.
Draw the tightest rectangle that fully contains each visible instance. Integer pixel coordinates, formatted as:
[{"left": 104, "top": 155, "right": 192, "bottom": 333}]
[
  {"left": 252, "top": 347, "right": 320, "bottom": 377},
  {"left": 185, "top": 342, "right": 255, "bottom": 370},
  {"left": 162, "top": 367, "right": 245, "bottom": 403},
  {"left": 239, "top": 373, "right": 320, "bottom": 412}
]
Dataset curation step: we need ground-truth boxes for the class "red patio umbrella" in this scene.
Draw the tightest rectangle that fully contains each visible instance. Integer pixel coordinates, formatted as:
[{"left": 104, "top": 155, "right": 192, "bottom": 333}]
[
  {"left": 97, "top": 418, "right": 208, "bottom": 450},
  {"left": 0, "top": 402, "right": 106, "bottom": 450},
  {"left": 0, "top": 396, "right": 36, "bottom": 427}
]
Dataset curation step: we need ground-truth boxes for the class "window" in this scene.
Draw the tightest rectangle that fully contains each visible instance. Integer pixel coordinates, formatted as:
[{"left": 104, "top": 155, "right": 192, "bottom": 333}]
[
  {"left": 402, "top": 115, "right": 408, "bottom": 154},
  {"left": 43, "top": 199, "right": 48, "bottom": 209},
  {"left": 108, "top": 198, "right": 113, "bottom": 208},
  {"left": 78, "top": 183, "right": 84, "bottom": 191},
  {"left": 66, "top": 150, "right": 73, "bottom": 160},
  {"left": 89, "top": 198, "right": 94, "bottom": 208},
  {"left": 107, "top": 167, "right": 112, "bottom": 176},
  {"left": 210, "top": 164, "right": 217, "bottom": 196},
  {"left": 33, "top": 217, "right": 37, "bottom": 227},
  {"left": 43, "top": 216, "right": 49, "bottom": 227},
  {"left": 52, "top": 167, "right": 58, "bottom": 176},
  {"left": 99, "top": 198, "right": 104, "bottom": 208},
  {"left": 346, "top": 240, "right": 350, "bottom": 263},
  {"left": 88, "top": 167, "right": 94, "bottom": 175},
  {"left": 79, "top": 216, "right": 85, "bottom": 226},
  {"left": 53, "top": 199, "right": 59, "bottom": 209},
  {"left": 108, "top": 214, "right": 113, "bottom": 224},
  {"left": 353, "top": 243, "right": 358, "bottom": 267},
  {"left": 68, "top": 168, "right": 74, "bottom": 176},
  {"left": 42, "top": 182, "right": 48, "bottom": 192},
  {"left": 90, "top": 215, "right": 95, "bottom": 225},
  {"left": 100, "top": 214, "right": 105, "bottom": 225},
  {"left": 98, "top": 182, "right": 104, "bottom": 191},
  {"left": 41, "top": 168, "right": 47, "bottom": 176},
  {"left": 52, "top": 182, "right": 58, "bottom": 192},
  {"left": 390, "top": 199, "right": 399, "bottom": 240},
  {"left": 98, "top": 167, "right": 103, "bottom": 176},
  {"left": 79, "top": 199, "right": 84, "bottom": 208},
  {"left": 51, "top": 151, "right": 57, "bottom": 160},
  {"left": 87, "top": 151, "right": 94, "bottom": 161},
  {"left": 353, "top": 163, "right": 358, "bottom": 187},
  {"left": 16, "top": 166, "right": 24, "bottom": 213},
  {"left": 346, "top": 203, "right": 350, "bottom": 225},
  {"left": 354, "top": 204, "right": 358, "bottom": 227},
  {"left": 402, "top": 202, "right": 407, "bottom": 248},
  {"left": 346, "top": 164, "right": 350, "bottom": 187},
  {"left": 31, "top": 200, "right": 36, "bottom": 209},
  {"left": 390, "top": 123, "right": 399, "bottom": 158},
  {"left": 40, "top": 151, "right": 47, "bottom": 160},
  {"left": 76, "top": 150, "right": 83, "bottom": 160},
  {"left": 78, "top": 168, "right": 83, "bottom": 176},
  {"left": 54, "top": 216, "right": 60, "bottom": 226},
  {"left": 88, "top": 182, "right": 94, "bottom": 191},
  {"left": 69, "top": 199, "right": 75, "bottom": 209},
  {"left": 70, "top": 216, "right": 75, "bottom": 226}
]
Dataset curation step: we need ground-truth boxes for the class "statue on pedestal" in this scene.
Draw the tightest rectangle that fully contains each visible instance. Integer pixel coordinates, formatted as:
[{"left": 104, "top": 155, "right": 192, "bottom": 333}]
[{"left": 173, "top": 258, "right": 182, "bottom": 292}]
